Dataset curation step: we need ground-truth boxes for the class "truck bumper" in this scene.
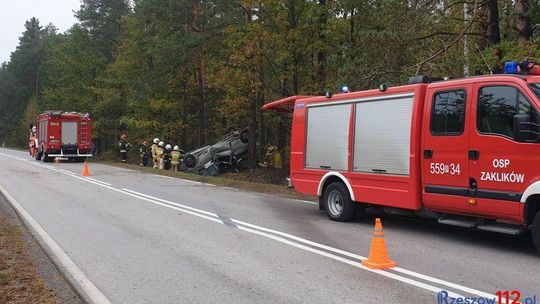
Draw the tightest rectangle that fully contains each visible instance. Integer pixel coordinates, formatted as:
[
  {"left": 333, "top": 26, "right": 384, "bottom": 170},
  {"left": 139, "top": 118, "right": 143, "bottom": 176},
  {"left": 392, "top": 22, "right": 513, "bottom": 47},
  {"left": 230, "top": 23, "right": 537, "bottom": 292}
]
[
  {"left": 48, "top": 154, "right": 93, "bottom": 157},
  {"left": 47, "top": 149, "right": 92, "bottom": 157}
]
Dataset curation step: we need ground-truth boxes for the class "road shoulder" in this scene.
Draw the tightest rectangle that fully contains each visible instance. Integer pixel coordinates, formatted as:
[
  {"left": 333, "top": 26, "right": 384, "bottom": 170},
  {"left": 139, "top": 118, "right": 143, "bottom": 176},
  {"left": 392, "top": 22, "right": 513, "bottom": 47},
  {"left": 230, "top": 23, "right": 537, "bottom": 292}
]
[{"left": 0, "top": 193, "right": 82, "bottom": 304}]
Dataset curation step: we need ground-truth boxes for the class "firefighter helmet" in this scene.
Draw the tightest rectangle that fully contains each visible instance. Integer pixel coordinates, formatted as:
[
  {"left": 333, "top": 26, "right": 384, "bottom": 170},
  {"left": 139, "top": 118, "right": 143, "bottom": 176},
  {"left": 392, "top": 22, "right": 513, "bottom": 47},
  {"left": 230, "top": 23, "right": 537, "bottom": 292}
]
[
  {"left": 173, "top": 145, "right": 179, "bottom": 151},
  {"left": 158, "top": 141, "right": 164, "bottom": 147},
  {"left": 153, "top": 138, "right": 159, "bottom": 144},
  {"left": 165, "top": 144, "right": 172, "bottom": 150}
]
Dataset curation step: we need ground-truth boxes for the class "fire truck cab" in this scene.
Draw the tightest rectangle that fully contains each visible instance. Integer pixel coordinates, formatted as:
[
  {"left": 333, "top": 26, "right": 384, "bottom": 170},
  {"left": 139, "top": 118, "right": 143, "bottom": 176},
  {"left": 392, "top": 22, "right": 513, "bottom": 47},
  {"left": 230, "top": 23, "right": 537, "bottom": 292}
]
[
  {"left": 34, "top": 111, "right": 93, "bottom": 162},
  {"left": 263, "top": 61, "right": 540, "bottom": 252}
]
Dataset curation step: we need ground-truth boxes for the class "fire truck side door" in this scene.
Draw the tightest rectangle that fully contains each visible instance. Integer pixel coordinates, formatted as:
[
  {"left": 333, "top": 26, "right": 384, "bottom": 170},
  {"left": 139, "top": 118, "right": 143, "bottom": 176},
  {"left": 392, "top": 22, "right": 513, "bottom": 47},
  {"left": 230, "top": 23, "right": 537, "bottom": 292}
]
[
  {"left": 469, "top": 83, "right": 540, "bottom": 221},
  {"left": 422, "top": 85, "right": 471, "bottom": 213}
]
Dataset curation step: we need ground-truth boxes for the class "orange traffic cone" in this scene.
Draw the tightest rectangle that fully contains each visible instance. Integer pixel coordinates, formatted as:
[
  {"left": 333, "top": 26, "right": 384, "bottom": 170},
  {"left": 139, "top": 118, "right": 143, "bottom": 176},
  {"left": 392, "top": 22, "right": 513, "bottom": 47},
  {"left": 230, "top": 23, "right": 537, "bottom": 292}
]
[
  {"left": 362, "top": 218, "right": 396, "bottom": 269},
  {"left": 82, "top": 161, "right": 90, "bottom": 176}
]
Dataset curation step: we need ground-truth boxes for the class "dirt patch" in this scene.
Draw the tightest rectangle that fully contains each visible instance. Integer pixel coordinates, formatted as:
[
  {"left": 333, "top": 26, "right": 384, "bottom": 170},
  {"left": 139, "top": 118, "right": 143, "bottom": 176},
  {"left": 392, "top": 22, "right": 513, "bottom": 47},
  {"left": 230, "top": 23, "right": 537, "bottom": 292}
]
[{"left": 0, "top": 195, "right": 81, "bottom": 304}]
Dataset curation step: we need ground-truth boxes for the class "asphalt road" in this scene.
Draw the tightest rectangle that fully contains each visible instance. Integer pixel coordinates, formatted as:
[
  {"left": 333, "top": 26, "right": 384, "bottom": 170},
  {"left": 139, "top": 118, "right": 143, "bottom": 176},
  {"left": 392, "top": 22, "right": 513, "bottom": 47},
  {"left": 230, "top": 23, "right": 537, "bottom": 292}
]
[{"left": 0, "top": 147, "right": 538, "bottom": 304}]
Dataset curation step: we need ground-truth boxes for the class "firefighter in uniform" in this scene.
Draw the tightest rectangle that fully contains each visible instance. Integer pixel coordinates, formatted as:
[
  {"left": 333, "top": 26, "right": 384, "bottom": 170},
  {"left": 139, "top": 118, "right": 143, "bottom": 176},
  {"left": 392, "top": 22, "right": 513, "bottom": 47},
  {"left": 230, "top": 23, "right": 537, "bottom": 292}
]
[
  {"left": 157, "top": 141, "right": 165, "bottom": 169},
  {"left": 29, "top": 125, "right": 37, "bottom": 158},
  {"left": 140, "top": 140, "right": 149, "bottom": 167},
  {"left": 164, "top": 144, "right": 173, "bottom": 170},
  {"left": 151, "top": 138, "right": 159, "bottom": 168},
  {"left": 119, "top": 134, "right": 131, "bottom": 162},
  {"left": 171, "top": 145, "right": 182, "bottom": 172}
]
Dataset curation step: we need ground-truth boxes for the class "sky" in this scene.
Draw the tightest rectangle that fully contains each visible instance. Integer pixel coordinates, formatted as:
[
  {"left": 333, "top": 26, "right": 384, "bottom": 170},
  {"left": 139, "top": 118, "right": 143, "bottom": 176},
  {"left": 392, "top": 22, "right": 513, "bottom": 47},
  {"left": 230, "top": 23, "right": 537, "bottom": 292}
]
[{"left": 0, "top": 0, "right": 80, "bottom": 63}]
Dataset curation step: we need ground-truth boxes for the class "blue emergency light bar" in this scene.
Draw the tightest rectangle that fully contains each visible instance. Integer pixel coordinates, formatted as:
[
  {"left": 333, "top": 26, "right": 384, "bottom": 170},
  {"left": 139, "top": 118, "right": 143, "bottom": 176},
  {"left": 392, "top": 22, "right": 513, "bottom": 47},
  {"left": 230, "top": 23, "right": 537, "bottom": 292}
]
[{"left": 504, "top": 61, "right": 518, "bottom": 74}]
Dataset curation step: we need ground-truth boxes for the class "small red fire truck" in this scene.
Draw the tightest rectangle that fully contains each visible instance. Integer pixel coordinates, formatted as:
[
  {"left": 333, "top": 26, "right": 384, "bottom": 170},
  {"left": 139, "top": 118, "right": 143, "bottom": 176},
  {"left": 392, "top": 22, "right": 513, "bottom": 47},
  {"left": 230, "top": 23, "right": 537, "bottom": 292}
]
[
  {"left": 263, "top": 61, "right": 540, "bottom": 251},
  {"left": 34, "top": 111, "right": 93, "bottom": 162}
]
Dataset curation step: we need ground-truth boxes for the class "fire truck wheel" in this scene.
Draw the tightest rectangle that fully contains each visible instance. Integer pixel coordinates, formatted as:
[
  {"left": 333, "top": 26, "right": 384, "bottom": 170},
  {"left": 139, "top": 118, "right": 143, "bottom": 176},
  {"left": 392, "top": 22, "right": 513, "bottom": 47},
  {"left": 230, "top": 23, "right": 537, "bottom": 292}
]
[
  {"left": 323, "top": 182, "right": 355, "bottom": 222},
  {"left": 42, "top": 154, "right": 53, "bottom": 163},
  {"left": 533, "top": 211, "right": 540, "bottom": 253}
]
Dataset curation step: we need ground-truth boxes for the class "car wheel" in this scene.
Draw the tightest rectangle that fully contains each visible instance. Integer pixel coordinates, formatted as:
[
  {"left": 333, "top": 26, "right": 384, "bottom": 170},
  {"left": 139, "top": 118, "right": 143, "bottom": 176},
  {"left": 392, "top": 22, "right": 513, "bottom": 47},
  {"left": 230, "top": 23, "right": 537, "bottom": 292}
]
[
  {"left": 323, "top": 182, "right": 356, "bottom": 222},
  {"left": 184, "top": 154, "right": 197, "bottom": 168},
  {"left": 240, "top": 130, "right": 249, "bottom": 143}
]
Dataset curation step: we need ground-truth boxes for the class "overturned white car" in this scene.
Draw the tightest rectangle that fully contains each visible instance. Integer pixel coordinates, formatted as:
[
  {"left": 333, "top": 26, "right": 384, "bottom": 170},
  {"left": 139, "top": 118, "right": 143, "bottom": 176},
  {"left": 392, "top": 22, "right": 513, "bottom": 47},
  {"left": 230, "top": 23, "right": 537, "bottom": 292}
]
[{"left": 181, "top": 128, "right": 249, "bottom": 176}]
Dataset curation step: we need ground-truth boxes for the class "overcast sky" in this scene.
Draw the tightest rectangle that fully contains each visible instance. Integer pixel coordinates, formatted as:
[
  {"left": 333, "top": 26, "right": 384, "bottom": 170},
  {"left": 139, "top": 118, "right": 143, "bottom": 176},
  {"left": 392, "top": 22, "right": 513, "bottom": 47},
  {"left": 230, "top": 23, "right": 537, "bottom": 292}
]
[{"left": 0, "top": 0, "right": 80, "bottom": 63}]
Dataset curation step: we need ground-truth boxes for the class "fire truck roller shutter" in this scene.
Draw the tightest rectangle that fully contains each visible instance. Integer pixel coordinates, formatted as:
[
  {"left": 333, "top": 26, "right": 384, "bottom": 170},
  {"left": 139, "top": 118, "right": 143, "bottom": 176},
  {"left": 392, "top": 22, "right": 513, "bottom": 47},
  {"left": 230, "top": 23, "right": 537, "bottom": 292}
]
[
  {"left": 353, "top": 93, "right": 414, "bottom": 175},
  {"left": 305, "top": 103, "right": 351, "bottom": 171},
  {"left": 61, "top": 122, "right": 78, "bottom": 145}
]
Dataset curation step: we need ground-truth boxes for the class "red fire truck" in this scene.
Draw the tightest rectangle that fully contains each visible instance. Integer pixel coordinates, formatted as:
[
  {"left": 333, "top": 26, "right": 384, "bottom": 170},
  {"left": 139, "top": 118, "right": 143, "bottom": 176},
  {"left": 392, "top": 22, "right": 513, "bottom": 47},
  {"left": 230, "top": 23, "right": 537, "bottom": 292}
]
[
  {"left": 263, "top": 61, "right": 540, "bottom": 251},
  {"left": 34, "top": 111, "right": 93, "bottom": 162}
]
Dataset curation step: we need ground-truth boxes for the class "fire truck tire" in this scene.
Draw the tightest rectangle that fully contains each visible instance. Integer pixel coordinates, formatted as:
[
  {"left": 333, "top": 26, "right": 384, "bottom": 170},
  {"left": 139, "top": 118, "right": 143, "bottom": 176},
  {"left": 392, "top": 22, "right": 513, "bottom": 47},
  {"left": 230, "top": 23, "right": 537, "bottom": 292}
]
[
  {"left": 323, "top": 182, "right": 355, "bottom": 222},
  {"left": 532, "top": 211, "right": 540, "bottom": 253},
  {"left": 42, "top": 154, "right": 53, "bottom": 163}
]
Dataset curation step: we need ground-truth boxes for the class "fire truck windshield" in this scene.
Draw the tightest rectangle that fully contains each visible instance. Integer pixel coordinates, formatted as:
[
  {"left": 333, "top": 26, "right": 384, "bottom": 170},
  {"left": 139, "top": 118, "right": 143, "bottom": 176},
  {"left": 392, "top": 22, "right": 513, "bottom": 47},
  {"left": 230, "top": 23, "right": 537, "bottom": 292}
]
[{"left": 530, "top": 83, "right": 540, "bottom": 100}]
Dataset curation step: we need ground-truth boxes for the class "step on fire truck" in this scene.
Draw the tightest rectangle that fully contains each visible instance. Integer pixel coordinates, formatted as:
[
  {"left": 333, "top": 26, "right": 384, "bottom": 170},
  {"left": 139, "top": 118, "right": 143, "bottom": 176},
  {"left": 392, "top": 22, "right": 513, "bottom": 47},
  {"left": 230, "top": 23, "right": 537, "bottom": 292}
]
[
  {"left": 263, "top": 60, "right": 540, "bottom": 252},
  {"left": 33, "top": 111, "right": 93, "bottom": 162}
]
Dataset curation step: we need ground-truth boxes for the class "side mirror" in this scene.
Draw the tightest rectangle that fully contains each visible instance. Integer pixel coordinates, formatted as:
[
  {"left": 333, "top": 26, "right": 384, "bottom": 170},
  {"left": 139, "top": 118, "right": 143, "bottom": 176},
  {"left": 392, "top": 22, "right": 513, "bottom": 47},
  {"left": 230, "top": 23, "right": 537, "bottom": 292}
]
[{"left": 513, "top": 114, "right": 529, "bottom": 142}]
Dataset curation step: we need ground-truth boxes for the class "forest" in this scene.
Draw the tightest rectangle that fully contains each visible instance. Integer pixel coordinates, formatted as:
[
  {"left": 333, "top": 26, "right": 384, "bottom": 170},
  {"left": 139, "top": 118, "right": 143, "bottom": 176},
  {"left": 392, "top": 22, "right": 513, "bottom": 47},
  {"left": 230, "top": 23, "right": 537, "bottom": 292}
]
[{"left": 0, "top": 0, "right": 539, "bottom": 168}]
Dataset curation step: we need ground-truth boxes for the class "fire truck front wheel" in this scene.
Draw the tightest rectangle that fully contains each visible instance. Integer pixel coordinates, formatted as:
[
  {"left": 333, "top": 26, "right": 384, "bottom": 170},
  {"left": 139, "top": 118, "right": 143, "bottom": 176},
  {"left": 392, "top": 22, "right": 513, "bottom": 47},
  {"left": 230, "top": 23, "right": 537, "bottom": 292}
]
[
  {"left": 42, "top": 153, "right": 53, "bottom": 163},
  {"left": 323, "top": 182, "right": 356, "bottom": 222},
  {"left": 532, "top": 211, "right": 540, "bottom": 253}
]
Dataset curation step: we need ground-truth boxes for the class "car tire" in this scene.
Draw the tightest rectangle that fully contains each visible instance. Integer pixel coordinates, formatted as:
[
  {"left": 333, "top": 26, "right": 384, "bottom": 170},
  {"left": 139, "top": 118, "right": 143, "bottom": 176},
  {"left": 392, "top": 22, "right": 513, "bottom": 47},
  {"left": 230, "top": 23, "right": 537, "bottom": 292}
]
[
  {"left": 240, "top": 130, "right": 249, "bottom": 144},
  {"left": 323, "top": 182, "right": 356, "bottom": 222},
  {"left": 532, "top": 211, "right": 540, "bottom": 254},
  {"left": 184, "top": 154, "right": 197, "bottom": 168}
]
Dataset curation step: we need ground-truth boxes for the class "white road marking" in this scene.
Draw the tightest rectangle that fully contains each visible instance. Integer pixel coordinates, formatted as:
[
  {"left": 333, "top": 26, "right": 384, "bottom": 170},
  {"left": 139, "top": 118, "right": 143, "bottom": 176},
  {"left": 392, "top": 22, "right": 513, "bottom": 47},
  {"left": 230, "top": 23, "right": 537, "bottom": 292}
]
[
  {"left": 122, "top": 189, "right": 220, "bottom": 218},
  {"left": 0, "top": 149, "right": 498, "bottom": 301},
  {"left": 237, "top": 225, "right": 467, "bottom": 299},
  {"left": 167, "top": 177, "right": 202, "bottom": 185},
  {"left": 293, "top": 199, "right": 318, "bottom": 205},
  {"left": 154, "top": 175, "right": 175, "bottom": 179},
  {"left": 0, "top": 184, "right": 111, "bottom": 304},
  {"left": 59, "top": 169, "right": 76, "bottom": 175},
  {"left": 221, "top": 187, "right": 240, "bottom": 191},
  {"left": 84, "top": 177, "right": 112, "bottom": 186}
]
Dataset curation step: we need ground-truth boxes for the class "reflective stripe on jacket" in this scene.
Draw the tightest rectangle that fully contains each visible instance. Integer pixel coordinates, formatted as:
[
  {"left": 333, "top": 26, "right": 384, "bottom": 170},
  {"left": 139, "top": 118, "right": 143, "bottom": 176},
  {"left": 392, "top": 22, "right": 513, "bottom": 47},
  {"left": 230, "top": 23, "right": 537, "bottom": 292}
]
[{"left": 171, "top": 151, "right": 181, "bottom": 165}]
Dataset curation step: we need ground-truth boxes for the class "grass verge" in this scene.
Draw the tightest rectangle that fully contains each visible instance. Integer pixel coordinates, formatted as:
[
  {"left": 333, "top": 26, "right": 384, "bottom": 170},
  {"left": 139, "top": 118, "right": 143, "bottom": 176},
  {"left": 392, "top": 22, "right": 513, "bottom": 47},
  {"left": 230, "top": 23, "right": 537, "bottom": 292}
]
[{"left": 0, "top": 209, "right": 60, "bottom": 303}]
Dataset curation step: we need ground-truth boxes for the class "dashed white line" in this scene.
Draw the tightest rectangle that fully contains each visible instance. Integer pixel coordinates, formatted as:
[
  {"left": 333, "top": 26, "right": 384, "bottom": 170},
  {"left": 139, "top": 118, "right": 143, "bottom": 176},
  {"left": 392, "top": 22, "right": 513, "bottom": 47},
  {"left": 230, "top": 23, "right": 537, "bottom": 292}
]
[
  {"left": 122, "top": 188, "right": 219, "bottom": 218},
  {"left": 0, "top": 149, "right": 497, "bottom": 301},
  {"left": 84, "top": 177, "right": 112, "bottom": 186},
  {"left": 59, "top": 169, "right": 76, "bottom": 175}
]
